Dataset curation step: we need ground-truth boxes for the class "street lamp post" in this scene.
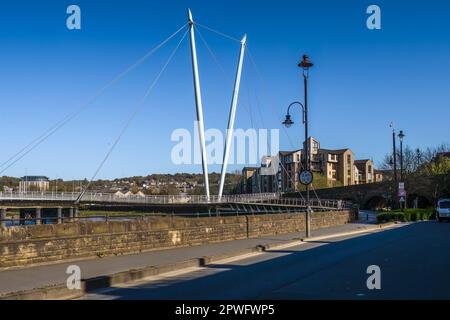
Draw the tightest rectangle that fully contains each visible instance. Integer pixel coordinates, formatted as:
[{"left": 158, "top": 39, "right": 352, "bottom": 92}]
[
  {"left": 390, "top": 123, "right": 398, "bottom": 183},
  {"left": 398, "top": 130, "right": 405, "bottom": 181},
  {"left": 398, "top": 130, "right": 406, "bottom": 210},
  {"left": 282, "top": 54, "right": 314, "bottom": 238},
  {"left": 390, "top": 123, "right": 398, "bottom": 209}
]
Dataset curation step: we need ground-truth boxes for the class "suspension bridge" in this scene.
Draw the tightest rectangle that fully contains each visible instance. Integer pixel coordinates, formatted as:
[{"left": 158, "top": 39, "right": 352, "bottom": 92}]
[{"left": 0, "top": 9, "right": 341, "bottom": 227}]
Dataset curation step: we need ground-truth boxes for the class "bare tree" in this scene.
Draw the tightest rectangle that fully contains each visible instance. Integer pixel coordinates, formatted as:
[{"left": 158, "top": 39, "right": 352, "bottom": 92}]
[{"left": 380, "top": 143, "right": 450, "bottom": 176}]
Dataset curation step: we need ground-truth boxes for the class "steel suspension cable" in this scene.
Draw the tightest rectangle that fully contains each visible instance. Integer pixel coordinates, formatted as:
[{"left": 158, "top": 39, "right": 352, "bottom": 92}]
[
  {"left": 154, "top": 22, "right": 307, "bottom": 206},
  {"left": 197, "top": 25, "right": 275, "bottom": 199},
  {"left": 195, "top": 22, "right": 241, "bottom": 43},
  {"left": 75, "top": 30, "right": 189, "bottom": 203},
  {"left": 278, "top": 160, "right": 306, "bottom": 202},
  {"left": 244, "top": 51, "right": 267, "bottom": 132},
  {"left": 242, "top": 72, "right": 256, "bottom": 129},
  {"left": 247, "top": 47, "right": 308, "bottom": 178},
  {"left": 196, "top": 26, "right": 268, "bottom": 196},
  {"left": 194, "top": 23, "right": 318, "bottom": 206},
  {"left": 0, "top": 23, "right": 187, "bottom": 175},
  {"left": 196, "top": 27, "right": 256, "bottom": 131},
  {"left": 246, "top": 46, "right": 318, "bottom": 203},
  {"left": 195, "top": 27, "right": 229, "bottom": 76}
]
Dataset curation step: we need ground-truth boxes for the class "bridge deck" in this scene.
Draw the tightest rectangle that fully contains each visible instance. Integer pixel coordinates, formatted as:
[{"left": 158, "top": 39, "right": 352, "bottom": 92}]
[{"left": 0, "top": 191, "right": 279, "bottom": 207}]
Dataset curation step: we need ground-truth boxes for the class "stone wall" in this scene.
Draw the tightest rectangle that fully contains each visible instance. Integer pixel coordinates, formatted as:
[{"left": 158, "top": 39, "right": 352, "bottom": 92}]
[{"left": 0, "top": 210, "right": 356, "bottom": 269}]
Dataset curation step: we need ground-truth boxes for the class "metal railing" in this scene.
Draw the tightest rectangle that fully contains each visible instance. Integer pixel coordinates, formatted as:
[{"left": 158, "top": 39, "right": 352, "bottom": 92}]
[
  {"left": 259, "top": 198, "right": 353, "bottom": 210},
  {"left": 0, "top": 191, "right": 280, "bottom": 205},
  {"left": 0, "top": 191, "right": 352, "bottom": 210},
  {"left": 0, "top": 202, "right": 353, "bottom": 227},
  {"left": 0, "top": 197, "right": 353, "bottom": 228}
]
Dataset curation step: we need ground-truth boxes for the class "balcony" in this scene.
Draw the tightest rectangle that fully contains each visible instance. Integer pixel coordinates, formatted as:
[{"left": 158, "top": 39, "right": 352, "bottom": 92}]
[{"left": 328, "top": 154, "right": 338, "bottom": 163}]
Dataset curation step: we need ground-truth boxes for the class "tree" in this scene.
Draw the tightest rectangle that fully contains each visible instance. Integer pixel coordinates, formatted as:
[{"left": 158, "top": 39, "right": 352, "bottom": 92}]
[
  {"left": 158, "top": 184, "right": 179, "bottom": 195},
  {"left": 380, "top": 143, "right": 450, "bottom": 177},
  {"left": 297, "top": 173, "right": 342, "bottom": 192},
  {"left": 380, "top": 143, "right": 450, "bottom": 204},
  {"left": 418, "top": 155, "right": 450, "bottom": 176}
]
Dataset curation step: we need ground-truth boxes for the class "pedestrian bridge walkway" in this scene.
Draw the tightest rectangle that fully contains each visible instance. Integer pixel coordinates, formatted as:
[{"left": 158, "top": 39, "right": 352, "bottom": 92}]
[
  {"left": 0, "top": 191, "right": 279, "bottom": 205},
  {"left": 0, "top": 192, "right": 352, "bottom": 211},
  {"left": 0, "top": 191, "right": 352, "bottom": 228}
]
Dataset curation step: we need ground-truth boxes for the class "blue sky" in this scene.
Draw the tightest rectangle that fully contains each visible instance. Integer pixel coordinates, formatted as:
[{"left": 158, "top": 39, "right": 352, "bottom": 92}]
[{"left": 0, "top": 0, "right": 449, "bottom": 180}]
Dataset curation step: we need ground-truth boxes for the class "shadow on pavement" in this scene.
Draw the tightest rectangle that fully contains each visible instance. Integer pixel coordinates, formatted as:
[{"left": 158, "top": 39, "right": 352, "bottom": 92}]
[{"left": 82, "top": 222, "right": 450, "bottom": 300}]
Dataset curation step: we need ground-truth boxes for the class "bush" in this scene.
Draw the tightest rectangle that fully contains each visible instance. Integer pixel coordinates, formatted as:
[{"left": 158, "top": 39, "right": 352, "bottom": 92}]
[
  {"left": 429, "top": 211, "right": 437, "bottom": 220},
  {"left": 377, "top": 213, "right": 388, "bottom": 223},
  {"left": 376, "top": 208, "right": 434, "bottom": 223},
  {"left": 402, "top": 211, "right": 410, "bottom": 222}
]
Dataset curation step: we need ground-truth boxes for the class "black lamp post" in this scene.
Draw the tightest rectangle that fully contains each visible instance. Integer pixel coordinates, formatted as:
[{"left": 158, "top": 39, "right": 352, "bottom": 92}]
[
  {"left": 390, "top": 123, "right": 399, "bottom": 209},
  {"left": 398, "top": 130, "right": 405, "bottom": 181},
  {"left": 398, "top": 130, "right": 406, "bottom": 210},
  {"left": 282, "top": 54, "right": 313, "bottom": 238},
  {"left": 390, "top": 123, "right": 398, "bottom": 183},
  {"left": 299, "top": 55, "right": 314, "bottom": 180},
  {"left": 283, "top": 101, "right": 307, "bottom": 175}
]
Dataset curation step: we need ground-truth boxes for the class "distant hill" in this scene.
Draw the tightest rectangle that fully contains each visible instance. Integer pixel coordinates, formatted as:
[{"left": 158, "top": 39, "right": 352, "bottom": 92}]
[{"left": 1, "top": 172, "right": 243, "bottom": 195}]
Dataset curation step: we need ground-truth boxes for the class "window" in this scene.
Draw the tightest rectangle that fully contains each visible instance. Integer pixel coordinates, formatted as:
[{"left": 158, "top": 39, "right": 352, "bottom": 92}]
[
  {"left": 439, "top": 201, "right": 450, "bottom": 209},
  {"left": 347, "top": 155, "right": 351, "bottom": 164},
  {"left": 313, "top": 141, "right": 319, "bottom": 152}
]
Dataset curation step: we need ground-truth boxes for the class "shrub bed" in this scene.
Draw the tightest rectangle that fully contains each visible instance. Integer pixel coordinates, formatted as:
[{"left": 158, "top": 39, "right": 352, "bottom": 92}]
[{"left": 377, "top": 208, "right": 435, "bottom": 223}]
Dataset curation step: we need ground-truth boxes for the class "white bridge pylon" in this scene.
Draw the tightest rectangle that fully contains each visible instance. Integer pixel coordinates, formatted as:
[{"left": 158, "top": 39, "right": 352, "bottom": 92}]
[
  {"left": 218, "top": 35, "right": 247, "bottom": 199},
  {"left": 187, "top": 9, "right": 247, "bottom": 200},
  {"left": 188, "top": 9, "right": 210, "bottom": 200}
]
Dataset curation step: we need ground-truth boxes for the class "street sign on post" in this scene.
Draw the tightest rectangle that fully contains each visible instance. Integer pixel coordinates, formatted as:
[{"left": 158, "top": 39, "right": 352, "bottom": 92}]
[
  {"left": 398, "top": 182, "right": 406, "bottom": 196},
  {"left": 299, "top": 170, "right": 313, "bottom": 186}
]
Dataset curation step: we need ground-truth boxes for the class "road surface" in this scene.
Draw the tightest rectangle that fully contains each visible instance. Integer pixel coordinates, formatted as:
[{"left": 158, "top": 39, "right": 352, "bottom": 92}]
[{"left": 82, "top": 221, "right": 450, "bottom": 300}]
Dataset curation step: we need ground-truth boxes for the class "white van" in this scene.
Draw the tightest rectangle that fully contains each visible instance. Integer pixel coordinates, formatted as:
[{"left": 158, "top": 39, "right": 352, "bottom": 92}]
[{"left": 437, "top": 199, "right": 450, "bottom": 222}]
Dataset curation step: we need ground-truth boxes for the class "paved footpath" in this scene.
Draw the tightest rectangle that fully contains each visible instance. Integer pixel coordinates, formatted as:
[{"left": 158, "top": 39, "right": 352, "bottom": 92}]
[{"left": 0, "top": 221, "right": 378, "bottom": 296}]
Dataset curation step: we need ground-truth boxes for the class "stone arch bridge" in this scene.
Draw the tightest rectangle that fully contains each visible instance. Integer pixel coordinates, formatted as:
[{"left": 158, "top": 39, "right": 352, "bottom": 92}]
[{"left": 290, "top": 175, "right": 448, "bottom": 209}]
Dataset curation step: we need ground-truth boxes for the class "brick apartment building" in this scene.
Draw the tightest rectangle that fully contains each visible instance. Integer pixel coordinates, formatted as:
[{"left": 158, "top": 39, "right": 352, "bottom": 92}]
[{"left": 241, "top": 137, "right": 383, "bottom": 193}]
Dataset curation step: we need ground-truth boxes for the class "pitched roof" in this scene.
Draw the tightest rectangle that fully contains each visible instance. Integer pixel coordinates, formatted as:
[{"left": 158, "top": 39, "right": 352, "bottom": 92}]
[
  {"left": 354, "top": 159, "right": 371, "bottom": 164},
  {"left": 319, "top": 148, "right": 351, "bottom": 154},
  {"left": 279, "top": 149, "right": 302, "bottom": 156},
  {"left": 20, "top": 176, "right": 49, "bottom": 182}
]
